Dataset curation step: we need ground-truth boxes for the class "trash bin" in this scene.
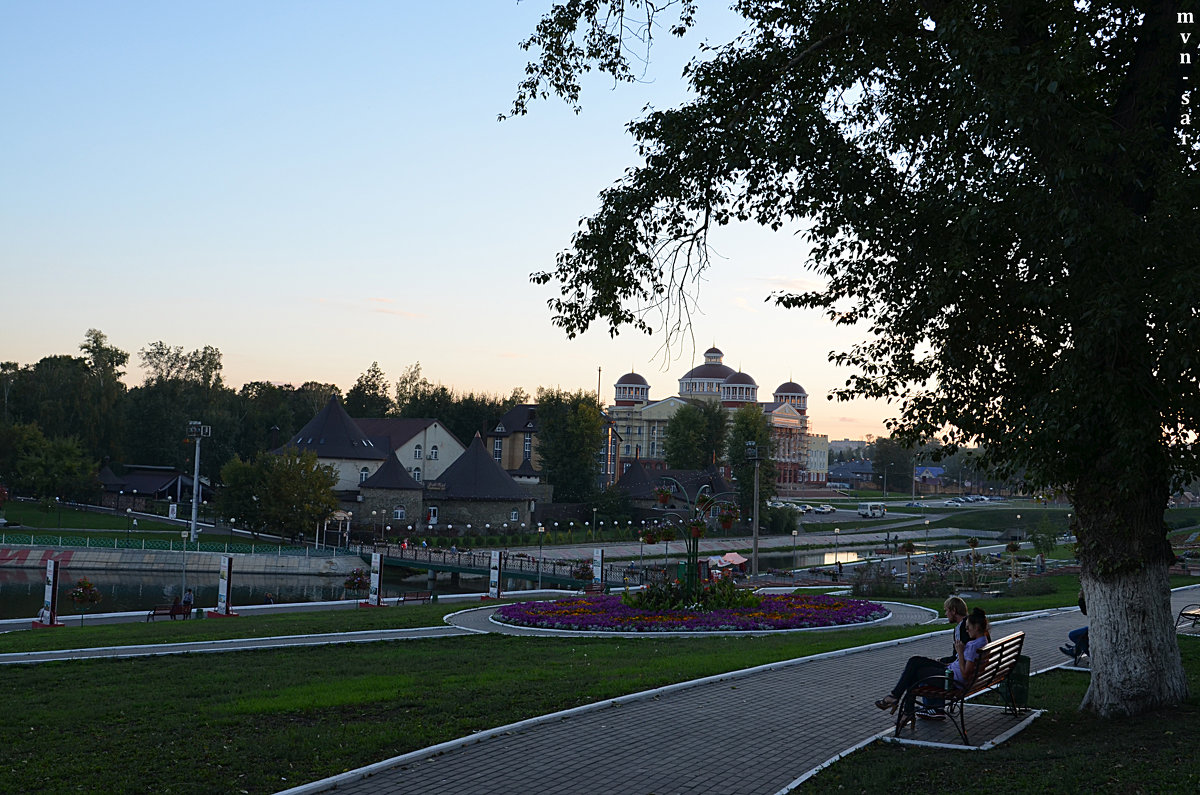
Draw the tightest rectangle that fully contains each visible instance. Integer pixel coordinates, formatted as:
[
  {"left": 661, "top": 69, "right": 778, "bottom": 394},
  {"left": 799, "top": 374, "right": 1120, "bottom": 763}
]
[{"left": 999, "top": 654, "right": 1030, "bottom": 709}]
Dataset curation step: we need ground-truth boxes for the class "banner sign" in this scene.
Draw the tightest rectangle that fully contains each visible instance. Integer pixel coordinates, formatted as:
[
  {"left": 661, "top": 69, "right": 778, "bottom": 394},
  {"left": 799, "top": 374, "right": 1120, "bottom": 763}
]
[
  {"left": 488, "top": 551, "right": 502, "bottom": 599},
  {"left": 168, "top": 504, "right": 177, "bottom": 520},
  {"left": 369, "top": 552, "right": 383, "bottom": 606},
  {"left": 592, "top": 548, "right": 605, "bottom": 585},
  {"left": 39, "top": 558, "right": 60, "bottom": 626},
  {"left": 216, "top": 555, "right": 234, "bottom": 615}
]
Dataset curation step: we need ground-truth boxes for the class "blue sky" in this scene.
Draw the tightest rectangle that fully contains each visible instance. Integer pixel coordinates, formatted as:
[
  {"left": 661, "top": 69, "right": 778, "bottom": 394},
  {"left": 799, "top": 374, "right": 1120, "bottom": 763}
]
[{"left": 1, "top": 1, "right": 887, "bottom": 441}]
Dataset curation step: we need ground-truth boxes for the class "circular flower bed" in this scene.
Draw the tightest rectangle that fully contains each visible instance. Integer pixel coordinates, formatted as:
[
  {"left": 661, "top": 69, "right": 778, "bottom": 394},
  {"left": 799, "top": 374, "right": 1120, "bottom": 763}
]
[{"left": 494, "top": 593, "right": 887, "bottom": 633}]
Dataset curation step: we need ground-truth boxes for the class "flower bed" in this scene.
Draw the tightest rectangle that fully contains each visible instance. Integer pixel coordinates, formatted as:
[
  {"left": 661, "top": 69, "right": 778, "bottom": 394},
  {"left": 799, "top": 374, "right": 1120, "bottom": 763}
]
[{"left": 494, "top": 593, "right": 887, "bottom": 633}]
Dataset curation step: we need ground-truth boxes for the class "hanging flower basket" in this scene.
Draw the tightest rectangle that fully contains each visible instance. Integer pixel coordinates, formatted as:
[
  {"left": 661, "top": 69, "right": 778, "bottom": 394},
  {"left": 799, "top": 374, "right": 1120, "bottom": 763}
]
[
  {"left": 642, "top": 530, "right": 658, "bottom": 545},
  {"left": 344, "top": 568, "right": 370, "bottom": 593},
  {"left": 659, "top": 526, "right": 677, "bottom": 543},
  {"left": 687, "top": 520, "right": 706, "bottom": 539},
  {"left": 68, "top": 577, "right": 102, "bottom": 608},
  {"left": 718, "top": 509, "right": 738, "bottom": 530},
  {"left": 653, "top": 487, "right": 671, "bottom": 505}
]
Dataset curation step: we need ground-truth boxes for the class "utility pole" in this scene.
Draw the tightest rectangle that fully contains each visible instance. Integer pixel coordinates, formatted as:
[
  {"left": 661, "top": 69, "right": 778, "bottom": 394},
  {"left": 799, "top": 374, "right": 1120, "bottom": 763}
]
[
  {"left": 187, "top": 421, "right": 211, "bottom": 542},
  {"left": 748, "top": 441, "right": 760, "bottom": 577}
]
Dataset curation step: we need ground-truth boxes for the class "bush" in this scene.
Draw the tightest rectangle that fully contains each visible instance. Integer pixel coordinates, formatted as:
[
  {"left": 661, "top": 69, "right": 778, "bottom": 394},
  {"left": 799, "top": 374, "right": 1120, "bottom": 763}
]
[
  {"left": 1005, "top": 577, "right": 1056, "bottom": 597},
  {"left": 622, "top": 577, "right": 762, "bottom": 611},
  {"left": 849, "top": 563, "right": 907, "bottom": 598}
]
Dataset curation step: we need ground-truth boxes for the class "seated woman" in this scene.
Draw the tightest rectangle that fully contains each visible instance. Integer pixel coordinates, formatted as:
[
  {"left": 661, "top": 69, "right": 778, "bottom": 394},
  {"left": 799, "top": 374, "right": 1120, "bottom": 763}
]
[
  {"left": 874, "top": 607, "right": 990, "bottom": 724},
  {"left": 168, "top": 595, "right": 183, "bottom": 619}
]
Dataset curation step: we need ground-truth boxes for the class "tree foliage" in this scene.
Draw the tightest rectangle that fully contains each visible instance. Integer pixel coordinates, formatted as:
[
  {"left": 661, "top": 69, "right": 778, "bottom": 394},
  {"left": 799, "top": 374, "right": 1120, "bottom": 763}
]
[
  {"left": 216, "top": 448, "right": 337, "bottom": 541},
  {"left": 515, "top": 1, "right": 1196, "bottom": 716},
  {"left": 534, "top": 387, "right": 605, "bottom": 503},
  {"left": 394, "top": 362, "right": 528, "bottom": 444},
  {"left": 344, "top": 362, "right": 396, "bottom": 418},
  {"left": 663, "top": 399, "right": 727, "bottom": 470},
  {"left": 725, "top": 404, "right": 774, "bottom": 514}
]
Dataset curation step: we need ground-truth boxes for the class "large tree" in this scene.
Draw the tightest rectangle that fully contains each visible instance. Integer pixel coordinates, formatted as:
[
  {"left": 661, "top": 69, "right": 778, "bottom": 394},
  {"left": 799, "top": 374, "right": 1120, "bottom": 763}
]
[
  {"left": 344, "top": 362, "right": 396, "bottom": 418},
  {"left": 534, "top": 387, "right": 605, "bottom": 503},
  {"left": 515, "top": 2, "right": 1195, "bottom": 716},
  {"left": 726, "top": 403, "right": 775, "bottom": 515},
  {"left": 663, "top": 400, "right": 728, "bottom": 469}
]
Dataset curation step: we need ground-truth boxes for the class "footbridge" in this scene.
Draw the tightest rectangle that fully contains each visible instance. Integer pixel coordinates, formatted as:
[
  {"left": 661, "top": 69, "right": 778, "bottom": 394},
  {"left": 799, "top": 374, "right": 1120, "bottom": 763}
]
[{"left": 370, "top": 543, "right": 651, "bottom": 589}]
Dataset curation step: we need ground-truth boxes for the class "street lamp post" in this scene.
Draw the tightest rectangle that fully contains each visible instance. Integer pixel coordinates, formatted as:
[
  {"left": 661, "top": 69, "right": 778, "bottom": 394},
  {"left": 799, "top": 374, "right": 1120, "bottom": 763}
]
[
  {"left": 56, "top": 497, "right": 61, "bottom": 530},
  {"left": 126, "top": 508, "right": 133, "bottom": 542},
  {"left": 180, "top": 530, "right": 189, "bottom": 594},
  {"left": 834, "top": 527, "right": 840, "bottom": 564},
  {"left": 538, "top": 524, "right": 546, "bottom": 589},
  {"left": 791, "top": 529, "right": 798, "bottom": 570}
]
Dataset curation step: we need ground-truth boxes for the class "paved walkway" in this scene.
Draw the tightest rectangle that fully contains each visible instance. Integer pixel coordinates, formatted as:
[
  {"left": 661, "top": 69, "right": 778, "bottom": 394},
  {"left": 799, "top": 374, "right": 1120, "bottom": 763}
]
[
  {"left": 274, "top": 587, "right": 1198, "bottom": 795},
  {"left": 7, "top": 584, "right": 1195, "bottom": 794}
]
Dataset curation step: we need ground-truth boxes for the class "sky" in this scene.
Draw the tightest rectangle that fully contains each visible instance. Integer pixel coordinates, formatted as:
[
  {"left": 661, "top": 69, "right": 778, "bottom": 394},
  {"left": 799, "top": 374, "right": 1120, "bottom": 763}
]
[{"left": 1, "top": 1, "right": 888, "bottom": 442}]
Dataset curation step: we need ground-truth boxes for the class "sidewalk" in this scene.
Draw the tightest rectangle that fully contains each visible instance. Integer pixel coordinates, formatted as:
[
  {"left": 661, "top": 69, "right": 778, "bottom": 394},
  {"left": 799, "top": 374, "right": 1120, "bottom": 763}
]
[{"left": 278, "top": 587, "right": 1199, "bottom": 795}]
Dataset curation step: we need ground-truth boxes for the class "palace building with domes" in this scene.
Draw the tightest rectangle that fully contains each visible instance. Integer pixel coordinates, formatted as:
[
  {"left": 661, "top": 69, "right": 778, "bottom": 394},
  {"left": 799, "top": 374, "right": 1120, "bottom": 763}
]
[{"left": 607, "top": 347, "right": 828, "bottom": 495}]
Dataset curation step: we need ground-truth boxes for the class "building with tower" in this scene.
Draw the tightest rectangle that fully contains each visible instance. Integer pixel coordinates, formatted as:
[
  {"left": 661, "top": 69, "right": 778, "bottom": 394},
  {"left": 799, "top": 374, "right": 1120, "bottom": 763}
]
[{"left": 607, "top": 346, "right": 825, "bottom": 494}]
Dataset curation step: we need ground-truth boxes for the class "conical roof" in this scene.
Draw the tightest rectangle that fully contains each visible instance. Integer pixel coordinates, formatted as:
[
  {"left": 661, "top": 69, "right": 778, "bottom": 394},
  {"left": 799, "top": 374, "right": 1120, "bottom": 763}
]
[
  {"left": 283, "top": 396, "right": 388, "bottom": 460},
  {"left": 360, "top": 454, "right": 422, "bottom": 490},
  {"left": 431, "top": 433, "right": 527, "bottom": 500}
]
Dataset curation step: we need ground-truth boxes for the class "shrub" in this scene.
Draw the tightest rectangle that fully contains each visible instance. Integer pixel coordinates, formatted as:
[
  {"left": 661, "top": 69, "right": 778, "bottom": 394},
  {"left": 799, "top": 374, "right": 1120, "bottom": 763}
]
[
  {"left": 850, "top": 562, "right": 907, "bottom": 598},
  {"left": 621, "top": 577, "right": 762, "bottom": 611},
  {"left": 1006, "top": 577, "right": 1056, "bottom": 597}
]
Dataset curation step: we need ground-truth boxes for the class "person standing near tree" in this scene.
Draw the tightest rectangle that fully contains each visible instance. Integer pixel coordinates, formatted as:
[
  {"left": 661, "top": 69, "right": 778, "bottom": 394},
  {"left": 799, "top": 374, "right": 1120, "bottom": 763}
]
[{"left": 181, "top": 587, "right": 194, "bottom": 619}]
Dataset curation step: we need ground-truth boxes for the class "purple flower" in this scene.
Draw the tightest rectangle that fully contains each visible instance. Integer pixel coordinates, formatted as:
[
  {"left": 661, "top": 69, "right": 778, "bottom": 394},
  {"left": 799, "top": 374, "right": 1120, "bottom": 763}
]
[{"left": 495, "top": 594, "right": 887, "bottom": 632}]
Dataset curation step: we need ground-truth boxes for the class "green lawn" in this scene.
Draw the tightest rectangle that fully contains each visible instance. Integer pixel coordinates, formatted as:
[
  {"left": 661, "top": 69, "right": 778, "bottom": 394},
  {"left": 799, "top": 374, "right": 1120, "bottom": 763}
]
[
  {"left": 4, "top": 595, "right": 1198, "bottom": 793},
  {"left": 1, "top": 500, "right": 183, "bottom": 533},
  {"left": 0, "top": 623, "right": 935, "bottom": 794},
  {"left": 792, "top": 637, "right": 1200, "bottom": 793}
]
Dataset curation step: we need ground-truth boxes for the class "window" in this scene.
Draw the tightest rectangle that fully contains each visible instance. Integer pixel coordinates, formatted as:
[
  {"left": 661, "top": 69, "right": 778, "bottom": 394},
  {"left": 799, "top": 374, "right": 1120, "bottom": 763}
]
[
  {"left": 392, "top": 506, "right": 406, "bottom": 520},
  {"left": 493, "top": 439, "right": 503, "bottom": 462},
  {"left": 359, "top": 467, "right": 369, "bottom": 484},
  {"left": 427, "top": 506, "right": 438, "bottom": 524},
  {"left": 649, "top": 442, "right": 656, "bottom": 457},
  {"left": 429, "top": 445, "right": 439, "bottom": 460},
  {"left": 624, "top": 443, "right": 631, "bottom": 456},
  {"left": 523, "top": 433, "right": 531, "bottom": 460},
  {"left": 509, "top": 509, "right": 519, "bottom": 521},
  {"left": 412, "top": 467, "right": 422, "bottom": 482},
  {"left": 414, "top": 444, "right": 423, "bottom": 459}
]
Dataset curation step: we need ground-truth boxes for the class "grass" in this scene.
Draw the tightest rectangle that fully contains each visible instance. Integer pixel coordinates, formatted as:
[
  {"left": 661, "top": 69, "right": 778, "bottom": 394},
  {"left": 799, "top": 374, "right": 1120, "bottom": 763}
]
[
  {"left": 882, "top": 574, "right": 1200, "bottom": 615},
  {"left": 792, "top": 637, "right": 1200, "bottom": 794},
  {"left": 0, "top": 602, "right": 486, "bottom": 654},
  {"left": 0, "top": 622, "right": 938, "bottom": 794},
  {"left": 1, "top": 500, "right": 182, "bottom": 533}
]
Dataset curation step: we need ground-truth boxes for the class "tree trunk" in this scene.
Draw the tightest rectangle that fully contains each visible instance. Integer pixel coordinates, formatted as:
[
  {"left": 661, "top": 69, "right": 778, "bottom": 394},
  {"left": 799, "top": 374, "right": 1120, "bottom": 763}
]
[{"left": 1074, "top": 479, "right": 1188, "bottom": 717}]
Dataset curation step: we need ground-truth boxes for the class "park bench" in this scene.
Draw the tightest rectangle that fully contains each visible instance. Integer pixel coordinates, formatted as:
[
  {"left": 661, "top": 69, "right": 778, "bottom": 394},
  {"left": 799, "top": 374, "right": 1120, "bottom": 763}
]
[
  {"left": 398, "top": 591, "right": 432, "bottom": 605},
  {"left": 583, "top": 583, "right": 605, "bottom": 595},
  {"left": 1176, "top": 604, "right": 1200, "bottom": 632},
  {"left": 898, "top": 631, "right": 1026, "bottom": 745},
  {"left": 146, "top": 604, "right": 187, "bottom": 621}
]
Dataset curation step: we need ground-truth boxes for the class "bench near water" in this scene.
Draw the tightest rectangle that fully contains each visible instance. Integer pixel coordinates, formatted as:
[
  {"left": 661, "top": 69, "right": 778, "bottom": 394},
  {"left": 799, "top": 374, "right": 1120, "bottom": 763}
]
[
  {"left": 398, "top": 591, "right": 432, "bottom": 605},
  {"left": 146, "top": 604, "right": 188, "bottom": 621},
  {"left": 899, "top": 630, "right": 1027, "bottom": 745}
]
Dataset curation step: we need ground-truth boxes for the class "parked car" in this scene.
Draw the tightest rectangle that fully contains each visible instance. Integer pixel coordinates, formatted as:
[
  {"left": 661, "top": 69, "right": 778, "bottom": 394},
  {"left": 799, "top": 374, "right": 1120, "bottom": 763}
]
[
  {"left": 942, "top": 500, "right": 963, "bottom": 507},
  {"left": 814, "top": 504, "right": 836, "bottom": 514},
  {"left": 796, "top": 503, "right": 814, "bottom": 513},
  {"left": 767, "top": 501, "right": 787, "bottom": 509},
  {"left": 903, "top": 501, "right": 923, "bottom": 507}
]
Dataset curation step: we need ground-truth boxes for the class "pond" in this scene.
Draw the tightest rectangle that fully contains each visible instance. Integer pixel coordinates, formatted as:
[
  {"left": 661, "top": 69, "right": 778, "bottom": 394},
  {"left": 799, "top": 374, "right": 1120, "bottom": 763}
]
[{"left": 0, "top": 566, "right": 487, "bottom": 620}]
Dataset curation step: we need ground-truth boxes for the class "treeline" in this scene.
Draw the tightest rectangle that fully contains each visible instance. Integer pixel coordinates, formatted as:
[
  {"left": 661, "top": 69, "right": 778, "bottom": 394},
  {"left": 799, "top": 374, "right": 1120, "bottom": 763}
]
[{"left": 0, "top": 330, "right": 528, "bottom": 499}]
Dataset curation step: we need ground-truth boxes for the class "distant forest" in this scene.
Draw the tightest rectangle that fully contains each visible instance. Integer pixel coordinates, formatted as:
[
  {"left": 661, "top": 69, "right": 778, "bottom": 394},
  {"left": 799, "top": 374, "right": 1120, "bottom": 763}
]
[{"left": 0, "top": 330, "right": 528, "bottom": 492}]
